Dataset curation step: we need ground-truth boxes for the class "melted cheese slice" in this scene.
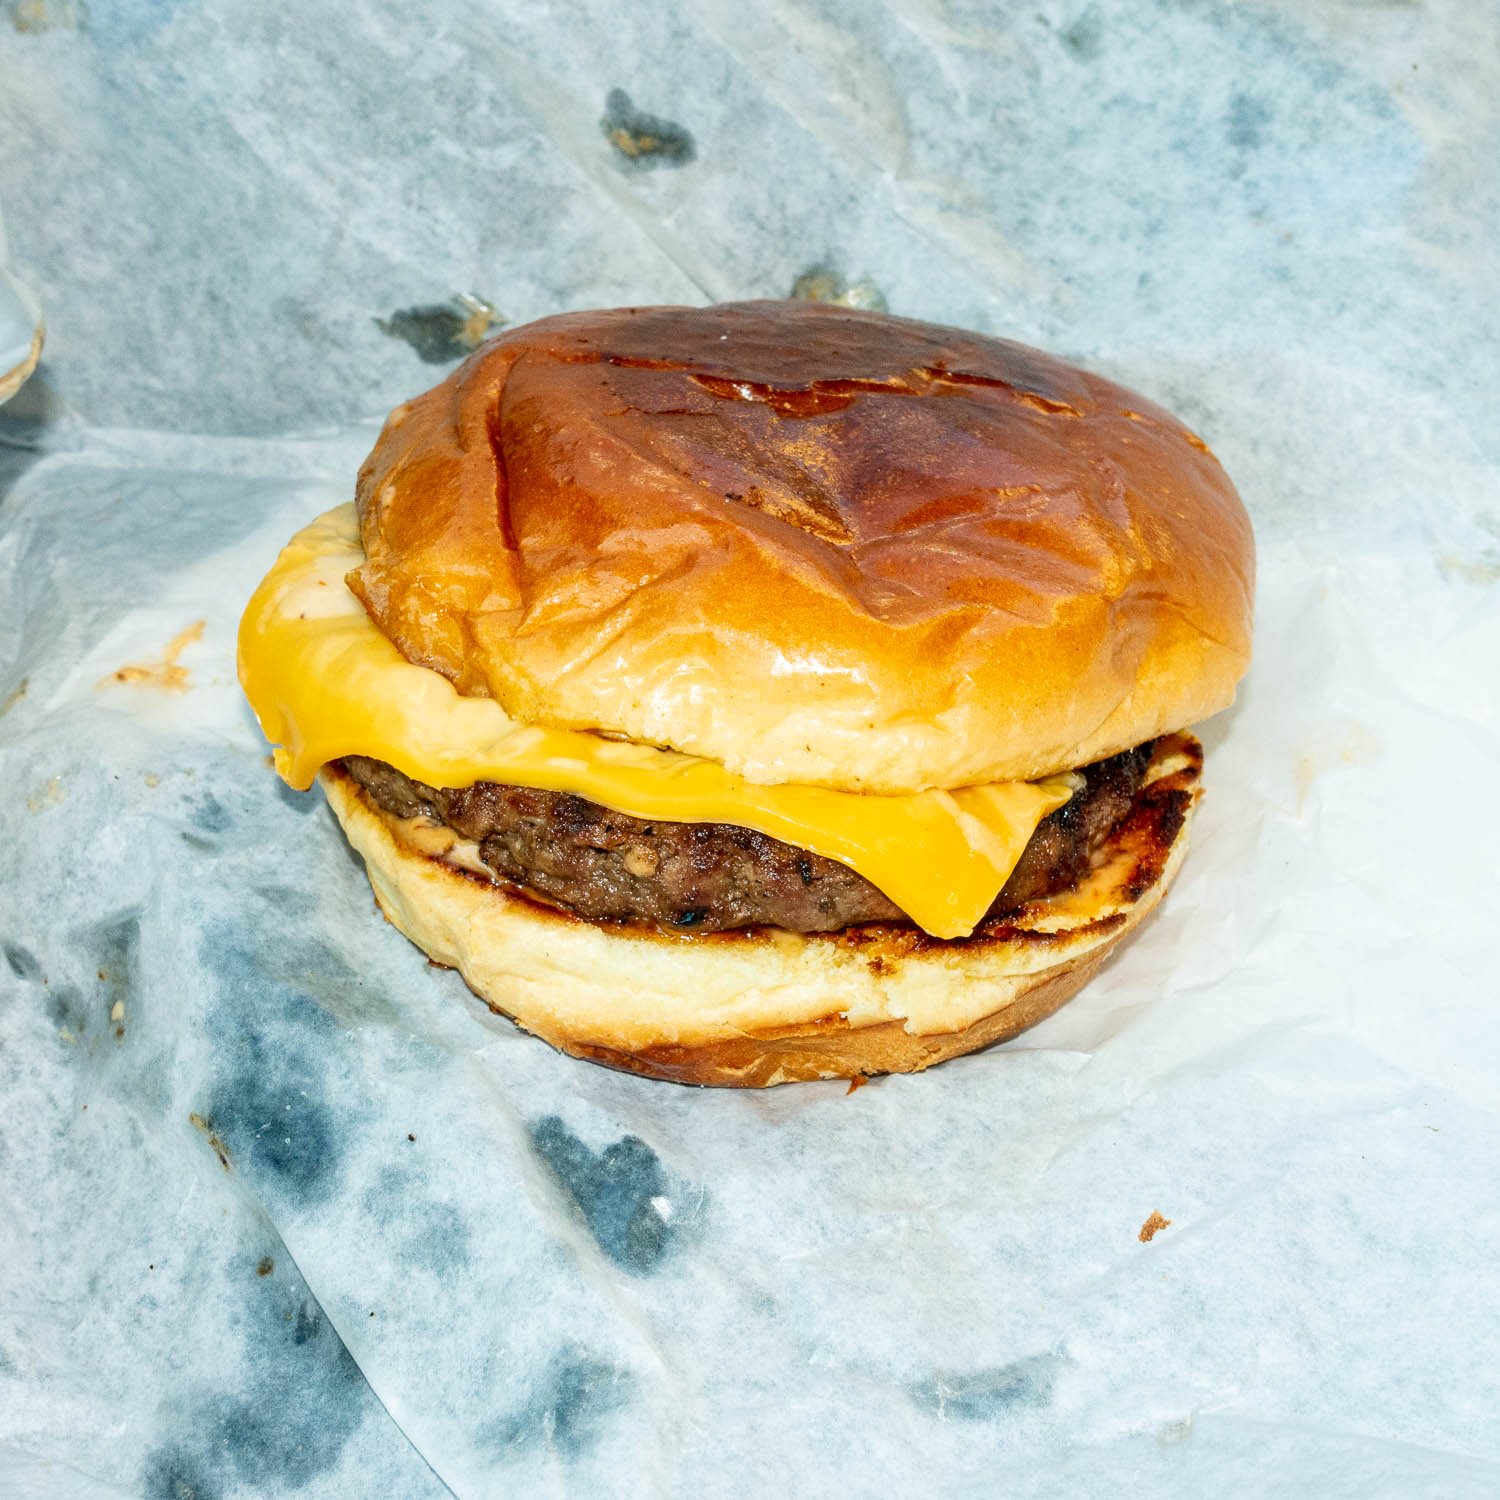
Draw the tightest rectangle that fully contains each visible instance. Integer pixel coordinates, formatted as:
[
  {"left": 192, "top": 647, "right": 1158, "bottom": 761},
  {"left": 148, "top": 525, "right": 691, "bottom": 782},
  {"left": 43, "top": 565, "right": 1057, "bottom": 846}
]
[{"left": 237, "top": 505, "right": 1075, "bottom": 939}]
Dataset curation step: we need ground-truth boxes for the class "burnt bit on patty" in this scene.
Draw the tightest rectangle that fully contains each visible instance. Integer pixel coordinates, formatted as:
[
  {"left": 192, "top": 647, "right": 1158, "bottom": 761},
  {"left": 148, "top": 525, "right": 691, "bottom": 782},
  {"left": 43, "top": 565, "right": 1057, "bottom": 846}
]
[{"left": 340, "top": 741, "right": 1158, "bottom": 936}]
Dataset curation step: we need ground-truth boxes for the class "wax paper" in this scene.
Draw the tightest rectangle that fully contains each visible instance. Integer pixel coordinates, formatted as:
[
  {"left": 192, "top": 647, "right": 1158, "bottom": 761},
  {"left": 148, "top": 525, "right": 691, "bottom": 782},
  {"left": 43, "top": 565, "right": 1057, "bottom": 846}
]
[
  {"left": 2, "top": 1, "right": 1499, "bottom": 1497},
  {"left": 0, "top": 197, "right": 41, "bottom": 402}
]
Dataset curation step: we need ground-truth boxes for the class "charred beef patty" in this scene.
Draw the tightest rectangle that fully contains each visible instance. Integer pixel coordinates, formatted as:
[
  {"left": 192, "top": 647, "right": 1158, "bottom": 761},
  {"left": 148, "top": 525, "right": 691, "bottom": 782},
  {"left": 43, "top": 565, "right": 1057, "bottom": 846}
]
[{"left": 339, "top": 742, "right": 1156, "bottom": 934}]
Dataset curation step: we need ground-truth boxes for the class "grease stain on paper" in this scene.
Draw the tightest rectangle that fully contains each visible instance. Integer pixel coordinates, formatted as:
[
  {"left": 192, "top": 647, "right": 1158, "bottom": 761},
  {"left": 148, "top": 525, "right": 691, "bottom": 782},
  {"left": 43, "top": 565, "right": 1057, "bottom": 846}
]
[
  {"left": 1437, "top": 551, "right": 1500, "bottom": 586},
  {"left": 204, "top": 1064, "right": 339, "bottom": 1205},
  {"left": 483, "top": 1349, "right": 634, "bottom": 1459},
  {"left": 143, "top": 1274, "right": 368, "bottom": 1498},
  {"left": 1227, "top": 92, "right": 1272, "bottom": 151},
  {"left": 600, "top": 88, "right": 696, "bottom": 168},
  {"left": 1295, "top": 721, "right": 1381, "bottom": 814},
  {"left": 7, "top": 0, "right": 83, "bottom": 33},
  {"left": 376, "top": 294, "right": 501, "bottom": 365},
  {"left": 190, "top": 793, "right": 231, "bottom": 835},
  {"left": 790, "top": 262, "right": 888, "bottom": 312},
  {"left": 6, "top": 912, "right": 139, "bottom": 1044},
  {"left": 47, "top": 982, "right": 88, "bottom": 1040},
  {"left": 104, "top": 620, "right": 205, "bottom": 692},
  {"left": 528, "top": 1115, "right": 683, "bottom": 1276},
  {"left": 143, "top": 1446, "right": 221, "bottom": 1500},
  {"left": 26, "top": 777, "right": 66, "bottom": 812},
  {"left": 908, "top": 1352, "right": 1067, "bottom": 1421},
  {"left": 195, "top": 935, "right": 351, "bottom": 1206},
  {"left": 1059, "top": 9, "right": 1102, "bottom": 60},
  {"left": 3, "top": 941, "right": 42, "bottom": 981},
  {"left": 360, "top": 1163, "right": 474, "bottom": 1275}
]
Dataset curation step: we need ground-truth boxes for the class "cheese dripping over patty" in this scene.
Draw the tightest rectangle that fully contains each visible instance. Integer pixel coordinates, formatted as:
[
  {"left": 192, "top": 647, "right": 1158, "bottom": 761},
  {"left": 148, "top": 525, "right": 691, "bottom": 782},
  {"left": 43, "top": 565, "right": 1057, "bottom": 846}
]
[{"left": 237, "top": 505, "right": 1076, "bottom": 938}]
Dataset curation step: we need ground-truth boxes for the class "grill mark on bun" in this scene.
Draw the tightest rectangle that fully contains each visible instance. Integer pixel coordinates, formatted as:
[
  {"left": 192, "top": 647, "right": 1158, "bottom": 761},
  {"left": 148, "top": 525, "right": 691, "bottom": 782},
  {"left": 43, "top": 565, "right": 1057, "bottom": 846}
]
[
  {"left": 486, "top": 398, "right": 519, "bottom": 556},
  {"left": 688, "top": 366, "right": 1082, "bottom": 419}
]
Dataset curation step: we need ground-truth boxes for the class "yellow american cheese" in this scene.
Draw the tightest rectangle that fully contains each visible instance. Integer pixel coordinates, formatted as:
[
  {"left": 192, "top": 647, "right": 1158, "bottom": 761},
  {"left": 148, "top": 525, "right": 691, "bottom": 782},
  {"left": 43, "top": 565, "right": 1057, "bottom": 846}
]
[{"left": 237, "top": 506, "right": 1075, "bottom": 939}]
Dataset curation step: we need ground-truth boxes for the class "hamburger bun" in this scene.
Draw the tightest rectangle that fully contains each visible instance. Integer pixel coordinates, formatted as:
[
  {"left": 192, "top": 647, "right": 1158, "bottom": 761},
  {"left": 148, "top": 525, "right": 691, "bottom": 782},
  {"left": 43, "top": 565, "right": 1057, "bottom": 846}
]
[{"left": 349, "top": 301, "right": 1253, "bottom": 793}]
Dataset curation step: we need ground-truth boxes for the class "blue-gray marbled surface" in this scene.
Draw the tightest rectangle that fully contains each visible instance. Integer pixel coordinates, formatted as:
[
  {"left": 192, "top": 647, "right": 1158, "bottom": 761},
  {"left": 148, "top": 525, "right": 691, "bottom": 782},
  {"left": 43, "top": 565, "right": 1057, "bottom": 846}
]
[{"left": 1, "top": 1, "right": 1499, "bottom": 1497}]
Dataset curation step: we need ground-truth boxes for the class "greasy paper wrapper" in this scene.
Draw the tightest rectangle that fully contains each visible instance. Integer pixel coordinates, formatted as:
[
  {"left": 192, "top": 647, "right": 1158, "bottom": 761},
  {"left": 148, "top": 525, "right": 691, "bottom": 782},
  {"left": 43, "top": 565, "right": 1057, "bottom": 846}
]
[
  {"left": 3, "top": 2, "right": 1500, "bottom": 1496},
  {"left": 3, "top": 433, "right": 1498, "bottom": 1499}
]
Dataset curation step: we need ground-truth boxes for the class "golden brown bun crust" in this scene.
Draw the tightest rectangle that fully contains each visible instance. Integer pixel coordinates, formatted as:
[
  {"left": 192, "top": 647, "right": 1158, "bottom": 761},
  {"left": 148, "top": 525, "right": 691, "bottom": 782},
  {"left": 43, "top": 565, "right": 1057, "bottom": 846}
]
[
  {"left": 350, "top": 302, "right": 1253, "bottom": 792},
  {"left": 318, "top": 735, "right": 1202, "bottom": 1087}
]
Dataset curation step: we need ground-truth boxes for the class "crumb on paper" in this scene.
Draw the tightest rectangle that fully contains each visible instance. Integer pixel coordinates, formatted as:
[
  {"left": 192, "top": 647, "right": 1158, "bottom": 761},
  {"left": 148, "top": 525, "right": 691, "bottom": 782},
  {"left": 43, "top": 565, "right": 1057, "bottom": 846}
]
[
  {"left": 144, "top": 772, "right": 160, "bottom": 788},
  {"left": 188, "top": 1112, "right": 232, "bottom": 1171},
  {"left": 110, "top": 999, "right": 125, "bottom": 1023},
  {"left": 255, "top": 1256, "right": 274, "bottom": 1277},
  {"left": 104, "top": 620, "right": 205, "bottom": 693},
  {"left": 846, "top": 1074, "right": 868, "bottom": 1095},
  {"left": 26, "top": 777, "right": 65, "bottom": 812},
  {"left": 1139, "top": 1210, "right": 1172, "bottom": 1242},
  {"left": 600, "top": 88, "right": 696, "bottom": 167}
]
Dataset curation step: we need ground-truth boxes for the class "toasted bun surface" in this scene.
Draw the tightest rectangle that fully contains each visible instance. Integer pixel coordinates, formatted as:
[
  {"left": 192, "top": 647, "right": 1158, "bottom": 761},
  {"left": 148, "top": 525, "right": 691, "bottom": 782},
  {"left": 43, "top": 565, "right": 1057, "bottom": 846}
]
[
  {"left": 319, "top": 735, "right": 1201, "bottom": 1087},
  {"left": 350, "top": 301, "right": 1252, "bottom": 793}
]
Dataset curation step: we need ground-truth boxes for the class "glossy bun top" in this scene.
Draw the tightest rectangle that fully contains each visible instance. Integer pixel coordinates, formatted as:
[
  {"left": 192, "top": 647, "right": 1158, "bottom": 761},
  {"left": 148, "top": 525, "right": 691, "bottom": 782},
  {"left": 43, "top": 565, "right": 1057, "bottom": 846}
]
[{"left": 349, "top": 301, "right": 1253, "bottom": 791}]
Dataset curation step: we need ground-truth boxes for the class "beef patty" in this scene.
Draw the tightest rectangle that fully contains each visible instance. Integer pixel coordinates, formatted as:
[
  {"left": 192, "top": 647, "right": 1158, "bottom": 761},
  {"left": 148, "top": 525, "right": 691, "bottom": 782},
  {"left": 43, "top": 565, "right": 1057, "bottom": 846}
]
[{"left": 340, "top": 742, "right": 1156, "bottom": 935}]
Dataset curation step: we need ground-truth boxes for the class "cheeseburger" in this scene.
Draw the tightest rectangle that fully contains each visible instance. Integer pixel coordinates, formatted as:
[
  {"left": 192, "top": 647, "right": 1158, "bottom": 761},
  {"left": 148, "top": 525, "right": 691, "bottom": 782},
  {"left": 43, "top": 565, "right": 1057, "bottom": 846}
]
[{"left": 238, "top": 301, "right": 1253, "bottom": 1086}]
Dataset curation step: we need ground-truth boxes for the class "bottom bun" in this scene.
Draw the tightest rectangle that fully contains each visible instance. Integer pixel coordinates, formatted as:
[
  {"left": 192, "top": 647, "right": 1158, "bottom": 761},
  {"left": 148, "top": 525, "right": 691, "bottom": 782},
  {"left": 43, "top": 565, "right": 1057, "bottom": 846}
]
[{"left": 318, "top": 734, "right": 1202, "bottom": 1087}]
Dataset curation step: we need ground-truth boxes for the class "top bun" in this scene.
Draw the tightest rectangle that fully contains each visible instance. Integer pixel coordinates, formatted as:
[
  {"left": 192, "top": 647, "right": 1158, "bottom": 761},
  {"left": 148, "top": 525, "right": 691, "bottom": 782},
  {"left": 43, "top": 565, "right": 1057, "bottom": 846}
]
[{"left": 350, "top": 301, "right": 1253, "bottom": 793}]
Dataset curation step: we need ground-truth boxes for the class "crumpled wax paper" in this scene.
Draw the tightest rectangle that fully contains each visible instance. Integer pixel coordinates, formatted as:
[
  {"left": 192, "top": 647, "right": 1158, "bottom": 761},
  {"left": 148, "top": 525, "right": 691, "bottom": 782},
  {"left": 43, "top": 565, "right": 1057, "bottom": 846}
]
[
  {"left": 3, "top": 0, "right": 1500, "bottom": 1496},
  {"left": 2, "top": 430, "right": 1497, "bottom": 1498}
]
